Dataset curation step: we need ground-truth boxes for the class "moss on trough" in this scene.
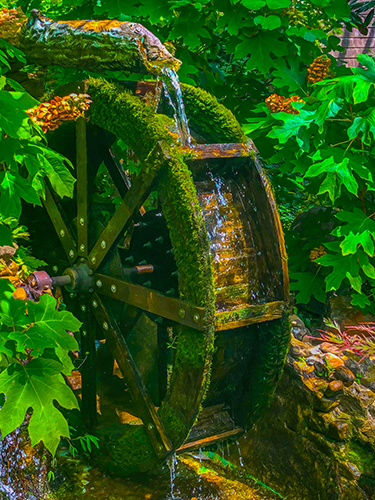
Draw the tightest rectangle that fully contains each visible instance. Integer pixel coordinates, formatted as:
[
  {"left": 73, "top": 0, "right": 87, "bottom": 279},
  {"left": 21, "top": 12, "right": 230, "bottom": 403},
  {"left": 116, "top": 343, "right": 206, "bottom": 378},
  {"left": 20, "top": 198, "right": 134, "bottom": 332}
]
[{"left": 181, "top": 84, "right": 247, "bottom": 144}]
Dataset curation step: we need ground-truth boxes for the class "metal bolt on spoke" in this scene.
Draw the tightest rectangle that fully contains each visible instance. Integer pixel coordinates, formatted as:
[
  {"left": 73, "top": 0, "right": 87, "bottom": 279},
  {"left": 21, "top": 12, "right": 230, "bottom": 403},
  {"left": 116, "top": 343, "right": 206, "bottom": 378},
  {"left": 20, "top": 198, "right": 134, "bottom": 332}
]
[
  {"left": 91, "top": 257, "right": 96, "bottom": 265},
  {"left": 80, "top": 244, "right": 85, "bottom": 253},
  {"left": 60, "top": 230, "right": 65, "bottom": 237},
  {"left": 101, "top": 240, "right": 106, "bottom": 249},
  {"left": 52, "top": 266, "right": 58, "bottom": 272},
  {"left": 193, "top": 314, "right": 200, "bottom": 323},
  {"left": 96, "top": 280, "right": 102, "bottom": 288},
  {"left": 81, "top": 305, "right": 86, "bottom": 312},
  {"left": 179, "top": 309, "right": 185, "bottom": 318},
  {"left": 111, "top": 285, "right": 117, "bottom": 293},
  {"left": 69, "top": 250, "right": 75, "bottom": 258},
  {"left": 103, "top": 322, "right": 109, "bottom": 330},
  {"left": 70, "top": 293, "right": 75, "bottom": 299},
  {"left": 92, "top": 300, "right": 98, "bottom": 308},
  {"left": 79, "top": 218, "right": 85, "bottom": 226},
  {"left": 147, "top": 424, "right": 154, "bottom": 431}
]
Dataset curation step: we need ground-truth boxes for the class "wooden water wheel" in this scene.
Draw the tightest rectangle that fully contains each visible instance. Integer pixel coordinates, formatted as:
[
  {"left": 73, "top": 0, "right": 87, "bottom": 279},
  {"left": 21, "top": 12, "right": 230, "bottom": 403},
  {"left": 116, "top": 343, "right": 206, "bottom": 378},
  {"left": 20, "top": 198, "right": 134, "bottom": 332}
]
[
  {"left": 24, "top": 78, "right": 289, "bottom": 473},
  {"left": 9, "top": 9, "right": 289, "bottom": 474}
]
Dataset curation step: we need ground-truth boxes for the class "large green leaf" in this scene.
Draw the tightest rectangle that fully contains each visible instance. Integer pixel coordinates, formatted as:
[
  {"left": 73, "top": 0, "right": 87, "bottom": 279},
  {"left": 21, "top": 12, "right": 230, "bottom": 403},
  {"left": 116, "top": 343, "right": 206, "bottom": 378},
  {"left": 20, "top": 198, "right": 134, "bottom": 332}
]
[
  {"left": 0, "top": 91, "right": 38, "bottom": 139},
  {"left": 37, "top": 147, "right": 75, "bottom": 198},
  {"left": 315, "top": 244, "right": 361, "bottom": 291},
  {"left": 272, "top": 58, "right": 306, "bottom": 91},
  {"left": 10, "top": 294, "right": 80, "bottom": 358},
  {"left": 347, "top": 111, "right": 375, "bottom": 145},
  {"left": 304, "top": 157, "right": 358, "bottom": 202},
  {"left": 333, "top": 208, "right": 375, "bottom": 256},
  {"left": 0, "top": 358, "right": 79, "bottom": 455},
  {"left": 235, "top": 32, "right": 287, "bottom": 74},
  {"left": 289, "top": 271, "right": 326, "bottom": 303},
  {"left": 268, "top": 109, "right": 315, "bottom": 144}
]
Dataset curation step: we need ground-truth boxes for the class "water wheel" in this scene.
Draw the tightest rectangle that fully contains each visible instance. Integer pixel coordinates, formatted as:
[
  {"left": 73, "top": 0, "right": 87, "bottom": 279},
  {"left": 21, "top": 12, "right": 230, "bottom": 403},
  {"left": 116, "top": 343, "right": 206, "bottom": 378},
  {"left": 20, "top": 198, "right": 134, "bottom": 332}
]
[{"left": 24, "top": 77, "right": 289, "bottom": 474}]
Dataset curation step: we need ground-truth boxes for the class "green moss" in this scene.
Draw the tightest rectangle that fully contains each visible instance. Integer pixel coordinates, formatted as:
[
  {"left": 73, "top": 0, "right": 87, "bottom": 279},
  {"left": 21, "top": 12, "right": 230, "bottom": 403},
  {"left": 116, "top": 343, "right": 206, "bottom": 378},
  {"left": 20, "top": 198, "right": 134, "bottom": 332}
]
[
  {"left": 99, "top": 425, "right": 158, "bottom": 475},
  {"left": 181, "top": 84, "right": 247, "bottom": 143},
  {"left": 158, "top": 402, "right": 187, "bottom": 443},
  {"left": 344, "top": 442, "right": 375, "bottom": 475}
]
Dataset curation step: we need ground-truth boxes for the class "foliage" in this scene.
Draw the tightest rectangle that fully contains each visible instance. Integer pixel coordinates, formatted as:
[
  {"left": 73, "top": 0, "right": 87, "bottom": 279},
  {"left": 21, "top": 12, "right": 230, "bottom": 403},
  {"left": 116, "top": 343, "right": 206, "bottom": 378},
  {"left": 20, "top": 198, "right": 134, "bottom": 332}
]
[
  {"left": 0, "top": 279, "right": 81, "bottom": 455},
  {"left": 246, "top": 53, "right": 375, "bottom": 311},
  {"left": 0, "top": 42, "right": 82, "bottom": 456},
  {"left": 311, "top": 318, "right": 375, "bottom": 362}
]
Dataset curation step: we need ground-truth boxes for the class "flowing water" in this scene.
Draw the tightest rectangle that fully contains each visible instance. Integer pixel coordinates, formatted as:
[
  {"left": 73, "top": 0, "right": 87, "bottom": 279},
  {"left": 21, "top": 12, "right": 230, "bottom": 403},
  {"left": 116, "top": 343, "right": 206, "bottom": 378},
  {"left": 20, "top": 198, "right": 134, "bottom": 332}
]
[{"left": 161, "top": 67, "right": 192, "bottom": 146}]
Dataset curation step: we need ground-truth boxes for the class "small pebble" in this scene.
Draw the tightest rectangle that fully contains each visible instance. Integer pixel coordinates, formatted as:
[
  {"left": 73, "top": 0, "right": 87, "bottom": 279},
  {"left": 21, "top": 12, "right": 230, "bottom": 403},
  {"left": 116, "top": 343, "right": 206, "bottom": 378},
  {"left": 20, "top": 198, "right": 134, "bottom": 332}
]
[
  {"left": 309, "top": 346, "right": 322, "bottom": 356},
  {"left": 306, "top": 356, "right": 321, "bottom": 366},
  {"left": 323, "top": 352, "right": 344, "bottom": 369}
]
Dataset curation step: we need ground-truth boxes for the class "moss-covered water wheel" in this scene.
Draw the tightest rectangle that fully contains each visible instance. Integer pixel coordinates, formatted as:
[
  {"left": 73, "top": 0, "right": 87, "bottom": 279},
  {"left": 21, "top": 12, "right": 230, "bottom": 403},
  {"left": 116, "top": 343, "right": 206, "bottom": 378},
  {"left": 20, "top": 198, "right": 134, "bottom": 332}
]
[{"left": 24, "top": 77, "right": 290, "bottom": 474}]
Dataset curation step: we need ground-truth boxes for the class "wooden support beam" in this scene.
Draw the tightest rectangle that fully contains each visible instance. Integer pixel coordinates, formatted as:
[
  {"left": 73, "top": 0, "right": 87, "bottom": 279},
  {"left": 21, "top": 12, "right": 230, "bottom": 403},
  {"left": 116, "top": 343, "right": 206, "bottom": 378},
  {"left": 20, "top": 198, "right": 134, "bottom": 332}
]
[{"left": 177, "top": 428, "right": 244, "bottom": 454}]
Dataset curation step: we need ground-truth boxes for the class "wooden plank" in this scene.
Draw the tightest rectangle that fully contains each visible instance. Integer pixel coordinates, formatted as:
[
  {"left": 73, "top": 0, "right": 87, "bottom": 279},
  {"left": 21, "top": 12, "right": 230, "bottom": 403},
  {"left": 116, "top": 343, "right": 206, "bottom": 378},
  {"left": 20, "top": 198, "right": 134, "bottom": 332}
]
[
  {"left": 90, "top": 293, "right": 173, "bottom": 458},
  {"left": 214, "top": 300, "right": 284, "bottom": 331},
  {"left": 76, "top": 117, "right": 88, "bottom": 257},
  {"left": 181, "top": 142, "right": 254, "bottom": 160},
  {"left": 177, "top": 428, "right": 244, "bottom": 454},
  {"left": 94, "top": 273, "right": 206, "bottom": 331}
]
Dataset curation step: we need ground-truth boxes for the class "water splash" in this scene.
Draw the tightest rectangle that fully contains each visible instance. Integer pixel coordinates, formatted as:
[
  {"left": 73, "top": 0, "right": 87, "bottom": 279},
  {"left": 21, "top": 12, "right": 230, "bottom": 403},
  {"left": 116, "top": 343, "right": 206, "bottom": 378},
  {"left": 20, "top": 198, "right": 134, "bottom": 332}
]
[
  {"left": 161, "top": 67, "right": 191, "bottom": 146},
  {"left": 167, "top": 452, "right": 178, "bottom": 499},
  {"left": 236, "top": 439, "right": 244, "bottom": 468}
]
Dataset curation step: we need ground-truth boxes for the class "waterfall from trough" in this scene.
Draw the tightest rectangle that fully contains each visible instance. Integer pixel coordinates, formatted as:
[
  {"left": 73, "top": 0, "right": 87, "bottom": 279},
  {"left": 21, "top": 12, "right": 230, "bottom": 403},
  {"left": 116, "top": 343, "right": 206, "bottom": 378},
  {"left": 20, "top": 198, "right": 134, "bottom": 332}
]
[{"left": 161, "top": 67, "right": 192, "bottom": 146}]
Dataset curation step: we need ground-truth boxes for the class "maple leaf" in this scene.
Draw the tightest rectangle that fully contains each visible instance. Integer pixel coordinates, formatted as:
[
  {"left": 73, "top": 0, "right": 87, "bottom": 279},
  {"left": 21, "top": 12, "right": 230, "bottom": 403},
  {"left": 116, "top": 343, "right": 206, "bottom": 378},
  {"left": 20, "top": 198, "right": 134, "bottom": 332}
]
[
  {"left": 9, "top": 294, "right": 80, "bottom": 359},
  {"left": 0, "top": 358, "right": 79, "bottom": 455},
  {"left": 333, "top": 208, "right": 375, "bottom": 256},
  {"left": 235, "top": 32, "right": 287, "bottom": 74},
  {"left": 289, "top": 271, "right": 326, "bottom": 303},
  {"left": 315, "top": 243, "right": 362, "bottom": 292},
  {"left": 304, "top": 157, "right": 358, "bottom": 202}
]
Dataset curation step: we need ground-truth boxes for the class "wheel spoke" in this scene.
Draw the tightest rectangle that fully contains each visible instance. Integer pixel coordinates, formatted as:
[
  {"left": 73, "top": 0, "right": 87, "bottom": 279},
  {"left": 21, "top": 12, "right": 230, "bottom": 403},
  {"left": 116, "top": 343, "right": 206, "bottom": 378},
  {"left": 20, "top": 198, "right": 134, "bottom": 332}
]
[
  {"left": 79, "top": 304, "right": 97, "bottom": 430},
  {"left": 76, "top": 118, "right": 88, "bottom": 257},
  {"left": 93, "top": 273, "right": 205, "bottom": 331},
  {"left": 43, "top": 186, "right": 77, "bottom": 264},
  {"left": 88, "top": 157, "right": 165, "bottom": 271},
  {"left": 90, "top": 293, "right": 172, "bottom": 458},
  {"left": 104, "top": 147, "right": 131, "bottom": 198}
]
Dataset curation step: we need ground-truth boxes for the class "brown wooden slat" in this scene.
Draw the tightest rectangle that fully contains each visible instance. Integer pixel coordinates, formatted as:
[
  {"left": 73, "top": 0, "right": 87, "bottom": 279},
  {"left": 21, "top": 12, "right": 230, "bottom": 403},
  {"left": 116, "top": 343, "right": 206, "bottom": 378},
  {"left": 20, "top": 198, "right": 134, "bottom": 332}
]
[
  {"left": 214, "top": 300, "right": 284, "bottom": 331},
  {"left": 76, "top": 117, "right": 88, "bottom": 257},
  {"left": 181, "top": 142, "right": 254, "bottom": 160},
  {"left": 177, "top": 428, "right": 244, "bottom": 454},
  {"left": 43, "top": 187, "right": 77, "bottom": 264}
]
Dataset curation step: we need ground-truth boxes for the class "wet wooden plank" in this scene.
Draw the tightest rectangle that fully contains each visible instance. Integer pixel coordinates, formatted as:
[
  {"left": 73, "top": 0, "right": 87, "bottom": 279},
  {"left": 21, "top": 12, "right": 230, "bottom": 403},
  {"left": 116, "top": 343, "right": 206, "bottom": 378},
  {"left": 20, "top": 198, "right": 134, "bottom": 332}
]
[
  {"left": 214, "top": 301, "right": 284, "bottom": 331},
  {"left": 177, "top": 428, "right": 244, "bottom": 454},
  {"left": 182, "top": 142, "right": 254, "bottom": 160}
]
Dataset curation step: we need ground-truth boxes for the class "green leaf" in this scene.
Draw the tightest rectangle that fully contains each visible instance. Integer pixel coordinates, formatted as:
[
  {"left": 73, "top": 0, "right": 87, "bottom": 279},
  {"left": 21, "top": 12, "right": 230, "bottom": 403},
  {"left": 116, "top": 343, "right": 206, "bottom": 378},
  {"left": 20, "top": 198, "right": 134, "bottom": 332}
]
[
  {"left": 254, "top": 15, "right": 281, "bottom": 30},
  {"left": 333, "top": 208, "right": 375, "bottom": 256},
  {"left": 268, "top": 109, "right": 315, "bottom": 144},
  {"left": 315, "top": 250, "right": 360, "bottom": 291},
  {"left": 313, "top": 98, "right": 342, "bottom": 130},
  {"left": 272, "top": 58, "right": 306, "bottom": 91},
  {"left": 346, "top": 271, "right": 362, "bottom": 293},
  {"left": 347, "top": 112, "right": 375, "bottom": 145},
  {"left": 351, "top": 293, "right": 370, "bottom": 308},
  {"left": 10, "top": 294, "right": 80, "bottom": 358},
  {"left": 358, "top": 252, "right": 375, "bottom": 278},
  {"left": 37, "top": 147, "right": 75, "bottom": 198},
  {"left": 0, "top": 224, "right": 13, "bottom": 246},
  {"left": 289, "top": 271, "right": 326, "bottom": 303},
  {"left": 305, "top": 157, "right": 358, "bottom": 202},
  {"left": 266, "top": 0, "right": 290, "bottom": 8},
  {"left": 235, "top": 32, "right": 287, "bottom": 74},
  {"left": 0, "top": 358, "right": 79, "bottom": 455},
  {"left": 0, "top": 91, "right": 38, "bottom": 139},
  {"left": 241, "top": 0, "right": 266, "bottom": 9}
]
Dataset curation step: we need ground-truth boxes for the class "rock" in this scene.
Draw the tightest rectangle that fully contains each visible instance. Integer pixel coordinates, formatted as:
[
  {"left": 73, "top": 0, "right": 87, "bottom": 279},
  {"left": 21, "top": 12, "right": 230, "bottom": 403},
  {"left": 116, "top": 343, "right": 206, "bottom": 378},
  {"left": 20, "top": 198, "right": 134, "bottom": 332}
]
[
  {"left": 293, "top": 359, "right": 315, "bottom": 378},
  {"left": 333, "top": 366, "right": 355, "bottom": 387},
  {"left": 306, "top": 356, "right": 321, "bottom": 366},
  {"left": 313, "top": 394, "right": 340, "bottom": 412},
  {"left": 308, "top": 345, "right": 322, "bottom": 356},
  {"left": 325, "top": 380, "right": 344, "bottom": 398},
  {"left": 323, "top": 352, "right": 345, "bottom": 369},
  {"left": 340, "top": 461, "right": 361, "bottom": 480},
  {"left": 355, "top": 357, "right": 375, "bottom": 389},
  {"left": 290, "top": 344, "right": 308, "bottom": 359},
  {"left": 314, "top": 359, "right": 326, "bottom": 375},
  {"left": 320, "top": 342, "right": 340, "bottom": 354},
  {"left": 344, "top": 356, "right": 359, "bottom": 375},
  {"left": 290, "top": 314, "right": 310, "bottom": 341}
]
